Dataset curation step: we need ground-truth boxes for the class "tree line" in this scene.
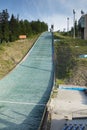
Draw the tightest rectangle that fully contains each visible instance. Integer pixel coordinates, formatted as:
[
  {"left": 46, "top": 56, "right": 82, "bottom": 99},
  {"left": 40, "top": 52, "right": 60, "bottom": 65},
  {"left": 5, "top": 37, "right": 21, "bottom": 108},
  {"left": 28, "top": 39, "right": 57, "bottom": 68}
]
[{"left": 0, "top": 9, "right": 48, "bottom": 43}]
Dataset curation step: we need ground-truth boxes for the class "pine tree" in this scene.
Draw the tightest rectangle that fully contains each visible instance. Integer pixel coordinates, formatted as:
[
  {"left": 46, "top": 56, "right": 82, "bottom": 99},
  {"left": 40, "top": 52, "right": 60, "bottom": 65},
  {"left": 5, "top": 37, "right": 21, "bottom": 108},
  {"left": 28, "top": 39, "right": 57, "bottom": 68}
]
[
  {"left": 24, "top": 20, "right": 32, "bottom": 36},
  {"left": 9, "top": 14, "right": 19, "bottom": 41},
  {"left": 0, "top": 9, "right": 9, "bottom": 42}
]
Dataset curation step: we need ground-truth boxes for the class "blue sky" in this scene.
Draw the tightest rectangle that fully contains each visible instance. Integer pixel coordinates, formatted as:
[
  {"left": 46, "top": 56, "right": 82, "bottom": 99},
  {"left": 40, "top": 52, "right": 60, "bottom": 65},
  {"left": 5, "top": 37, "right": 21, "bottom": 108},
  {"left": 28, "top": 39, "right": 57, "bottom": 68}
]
[{"left": 0, "top": 0, "right": 87, "bottom": 31}]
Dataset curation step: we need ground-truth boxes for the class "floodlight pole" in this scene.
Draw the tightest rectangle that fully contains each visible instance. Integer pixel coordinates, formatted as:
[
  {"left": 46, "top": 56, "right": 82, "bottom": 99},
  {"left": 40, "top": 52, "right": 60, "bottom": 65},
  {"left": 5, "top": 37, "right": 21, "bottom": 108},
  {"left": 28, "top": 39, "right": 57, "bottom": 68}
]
[
  {"left": 67, "top": 17, "right": 69, "bottom": 32},
  {"left": 73, "top": 9, "right": 76, "bottom": 39}
]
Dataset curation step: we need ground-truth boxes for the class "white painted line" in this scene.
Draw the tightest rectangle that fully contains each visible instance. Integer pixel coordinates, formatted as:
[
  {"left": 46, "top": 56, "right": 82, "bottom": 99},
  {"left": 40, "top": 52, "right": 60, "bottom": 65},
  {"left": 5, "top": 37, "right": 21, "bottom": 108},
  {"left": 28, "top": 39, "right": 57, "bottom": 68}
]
[{"left": 0, "top": 100, "right": 45, "bottom": 106}]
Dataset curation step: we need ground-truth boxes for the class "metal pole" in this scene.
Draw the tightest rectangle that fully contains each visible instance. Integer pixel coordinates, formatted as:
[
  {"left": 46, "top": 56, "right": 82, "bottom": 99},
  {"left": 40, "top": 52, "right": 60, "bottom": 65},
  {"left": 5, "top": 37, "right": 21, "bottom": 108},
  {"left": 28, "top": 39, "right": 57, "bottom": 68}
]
[
  {"left": 73, "top": 9, "right": 75, "bottom": 39},
  {"left": 67, "top": 17, "right": 69, "bottom": 32}
]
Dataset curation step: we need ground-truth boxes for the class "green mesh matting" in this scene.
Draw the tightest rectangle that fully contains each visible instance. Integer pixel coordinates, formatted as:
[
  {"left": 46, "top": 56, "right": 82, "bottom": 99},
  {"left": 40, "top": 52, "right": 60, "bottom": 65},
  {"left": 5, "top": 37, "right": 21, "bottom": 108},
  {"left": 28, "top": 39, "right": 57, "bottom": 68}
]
[{"left": 0, "top": 32, "right": 54, "bottom": 130}]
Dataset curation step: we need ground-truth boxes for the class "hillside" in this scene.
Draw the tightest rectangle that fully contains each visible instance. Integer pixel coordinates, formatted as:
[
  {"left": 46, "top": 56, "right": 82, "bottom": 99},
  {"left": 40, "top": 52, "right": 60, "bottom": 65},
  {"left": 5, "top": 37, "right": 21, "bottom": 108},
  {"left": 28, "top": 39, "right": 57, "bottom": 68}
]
[
  {"left": 0, "top": 35, "right": 38, "bottom": 79},
  {"left": 54, "top": 32, "right": 87, "bottom": 87}
]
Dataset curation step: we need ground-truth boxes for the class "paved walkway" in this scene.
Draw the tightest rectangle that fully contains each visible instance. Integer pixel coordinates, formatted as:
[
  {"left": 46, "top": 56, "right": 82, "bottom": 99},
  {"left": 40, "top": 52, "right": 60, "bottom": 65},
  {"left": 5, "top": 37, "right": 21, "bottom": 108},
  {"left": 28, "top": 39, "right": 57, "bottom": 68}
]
[
  {"left": 0, "top": 32, "right": 54, "bottom": 130},
  {"left": 50, "top": 85, "right": 87, "bottom": 130}
]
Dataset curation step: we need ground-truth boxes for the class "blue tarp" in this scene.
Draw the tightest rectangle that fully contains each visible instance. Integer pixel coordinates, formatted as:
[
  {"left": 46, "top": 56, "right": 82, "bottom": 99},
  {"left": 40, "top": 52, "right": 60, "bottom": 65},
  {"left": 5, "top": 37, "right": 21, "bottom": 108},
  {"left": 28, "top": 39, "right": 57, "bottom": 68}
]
[{"left": 79, "top": 54, "right": 87, "bottom": 58}]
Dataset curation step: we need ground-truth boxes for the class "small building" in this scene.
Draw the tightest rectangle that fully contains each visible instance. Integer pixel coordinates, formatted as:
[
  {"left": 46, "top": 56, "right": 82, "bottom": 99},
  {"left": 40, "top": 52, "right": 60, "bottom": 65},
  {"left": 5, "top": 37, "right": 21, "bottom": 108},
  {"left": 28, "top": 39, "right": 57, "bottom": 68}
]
[{"left": 78, "top": 14, "right": 87, "bottom": 39}]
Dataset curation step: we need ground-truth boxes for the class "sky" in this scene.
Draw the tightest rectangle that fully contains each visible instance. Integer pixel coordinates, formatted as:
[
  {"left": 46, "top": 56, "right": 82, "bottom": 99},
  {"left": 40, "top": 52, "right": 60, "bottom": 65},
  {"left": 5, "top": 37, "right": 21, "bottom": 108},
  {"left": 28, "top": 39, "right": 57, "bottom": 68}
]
[{"left": 0, "top": 0, "right": 87, "bottom": 31}]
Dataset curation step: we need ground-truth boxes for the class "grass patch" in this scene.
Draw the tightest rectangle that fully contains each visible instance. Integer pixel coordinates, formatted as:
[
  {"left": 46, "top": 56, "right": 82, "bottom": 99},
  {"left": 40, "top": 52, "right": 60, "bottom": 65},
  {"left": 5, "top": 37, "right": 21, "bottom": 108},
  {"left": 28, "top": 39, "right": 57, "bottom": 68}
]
[
  {"left": 50, "top": 85, "right": 58, "bottom": 99},
  {"left": 56, "top": 79, "right": 64, "bottom": 85}
]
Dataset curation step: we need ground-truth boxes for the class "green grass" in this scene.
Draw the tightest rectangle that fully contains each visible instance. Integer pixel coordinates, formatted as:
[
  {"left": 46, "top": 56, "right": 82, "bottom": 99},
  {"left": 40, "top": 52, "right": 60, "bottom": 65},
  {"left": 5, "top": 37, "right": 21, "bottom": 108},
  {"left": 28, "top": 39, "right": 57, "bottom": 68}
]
[
  {"left": 54, "top": 32, "right": 87, "bottom": 86},
  {"left": 56, "top": 79, "right": 64, "bottom": 85}
]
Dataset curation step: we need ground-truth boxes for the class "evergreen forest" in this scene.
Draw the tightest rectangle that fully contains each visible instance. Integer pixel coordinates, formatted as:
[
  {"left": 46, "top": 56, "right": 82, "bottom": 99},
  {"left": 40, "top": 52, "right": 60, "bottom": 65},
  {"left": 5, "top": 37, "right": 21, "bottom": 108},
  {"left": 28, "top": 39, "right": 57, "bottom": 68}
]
[{"left": 0, "top": 9, "right": 48, "bottom": 43}]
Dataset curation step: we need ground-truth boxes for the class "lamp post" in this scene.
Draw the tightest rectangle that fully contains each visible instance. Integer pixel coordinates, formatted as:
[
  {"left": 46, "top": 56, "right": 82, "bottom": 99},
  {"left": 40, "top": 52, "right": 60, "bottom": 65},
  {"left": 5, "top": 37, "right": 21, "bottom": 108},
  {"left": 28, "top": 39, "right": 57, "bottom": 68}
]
[
  {"left": 67, "top": 17, "right": 69, "bottom": 32},
  {"left": 73, "top": 9, "right": 76, "bottom": 39}
]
